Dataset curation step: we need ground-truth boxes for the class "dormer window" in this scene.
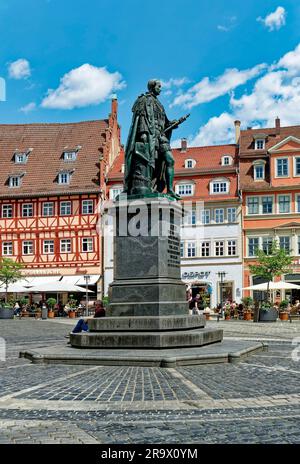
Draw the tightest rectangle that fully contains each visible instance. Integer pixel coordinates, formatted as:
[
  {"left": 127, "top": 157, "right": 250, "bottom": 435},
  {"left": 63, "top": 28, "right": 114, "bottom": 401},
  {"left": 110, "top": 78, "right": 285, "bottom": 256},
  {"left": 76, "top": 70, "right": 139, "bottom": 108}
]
[
  {"left": 253, "top": 160, "right": 266, "bottom": 181},
  {"left": 255, "top": 139, "right": 265, "bottom": 150},
  {"left": 210, "top": 178, "right": 230, "bottom": 195},
  {"left": 63, "top": 151, "right": 77, "bottom": 161},
  {"left": 185, "top": 159, "right": 196, "bottom": 169},
  {"left": 9, "top": 174, "right": 23, "bottom": 188},
  {"left": 58, "top": 171, "right": 71, "bottom": 184},
  {"left": 221, "top": 155, "right": 233, "bottom": 166},
  {"left": 15, "top": 153, "right": 28, "bottom": 164}
]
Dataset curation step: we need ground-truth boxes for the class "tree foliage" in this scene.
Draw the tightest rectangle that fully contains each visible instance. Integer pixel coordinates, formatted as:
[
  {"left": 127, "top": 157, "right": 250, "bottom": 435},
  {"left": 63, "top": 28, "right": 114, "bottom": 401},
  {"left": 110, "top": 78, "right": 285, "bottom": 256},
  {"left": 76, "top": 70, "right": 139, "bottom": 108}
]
[{"left": 0, "top": 258, "right": 24, "bottom": 304}]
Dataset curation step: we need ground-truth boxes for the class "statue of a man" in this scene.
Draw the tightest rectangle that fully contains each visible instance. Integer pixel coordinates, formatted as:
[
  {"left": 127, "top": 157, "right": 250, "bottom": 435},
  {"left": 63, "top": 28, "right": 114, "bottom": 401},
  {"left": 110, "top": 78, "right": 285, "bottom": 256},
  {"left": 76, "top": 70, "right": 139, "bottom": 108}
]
[{"left": 123, "top": 79, "right": 184, "bottom": 199}]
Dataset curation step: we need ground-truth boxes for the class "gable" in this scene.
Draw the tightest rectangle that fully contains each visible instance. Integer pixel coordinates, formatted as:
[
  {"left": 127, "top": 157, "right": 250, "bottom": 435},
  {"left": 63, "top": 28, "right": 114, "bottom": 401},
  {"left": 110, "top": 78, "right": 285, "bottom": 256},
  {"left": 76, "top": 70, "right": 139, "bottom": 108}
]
[{"left": 269, "top": 136, "right": 300, "bottom": 153}]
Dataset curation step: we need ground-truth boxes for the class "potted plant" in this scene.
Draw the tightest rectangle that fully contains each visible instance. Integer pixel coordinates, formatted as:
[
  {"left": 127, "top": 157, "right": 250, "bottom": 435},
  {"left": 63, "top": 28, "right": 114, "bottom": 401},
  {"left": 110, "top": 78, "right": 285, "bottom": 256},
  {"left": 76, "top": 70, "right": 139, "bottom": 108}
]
[
  {"left": 224, "top": 308, "right": 231, "bottom": 320},
  {"left": 258, "top": 301, "right": 278, "bottom": 322},
  {"left": 249, "top": 241, "right": 293, "bottom": 323},
  {"left": 0, "top": 258, "right": 23, "bottom": 319},
  {"left": 279, "top": 300, "right": 289, "bottom": 321},
  {"left": 68, "top": 298, "right": 77, "bottom": 318},
  {"left": 46, "top": 298, "right": 56, "bottom": 318},
  {"left": 242, "top": 296, "right": 253, "bottom": 320}
]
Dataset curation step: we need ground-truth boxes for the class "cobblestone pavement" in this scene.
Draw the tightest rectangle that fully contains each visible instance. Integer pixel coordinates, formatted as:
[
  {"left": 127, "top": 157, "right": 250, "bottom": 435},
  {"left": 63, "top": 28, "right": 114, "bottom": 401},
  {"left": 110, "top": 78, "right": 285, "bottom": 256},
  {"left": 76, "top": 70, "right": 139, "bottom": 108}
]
[{"left": 0, "top": 319, "right": 300, "bottom": 444}]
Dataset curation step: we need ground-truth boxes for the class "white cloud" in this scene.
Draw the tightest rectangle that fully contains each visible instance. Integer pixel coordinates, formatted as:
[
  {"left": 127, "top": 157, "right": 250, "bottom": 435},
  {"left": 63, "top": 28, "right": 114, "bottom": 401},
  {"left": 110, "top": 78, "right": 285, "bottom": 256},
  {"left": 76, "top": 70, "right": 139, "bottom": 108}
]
[
  {"left": 20, "top": 102, "right": 36, "bottom": 113},
  {"left": 161, "top": 77, "right": 190, "bottom": 89},
  {"left": 186, "top": 42, "right": 300, "bottom": 146},
  {"left": 8, "top": 59, "right": 31, "bottom": 79},
  {"left": 188, "top": 113, "right": 235, "bottom": 146},
  {"left": 217, "top": 25, "right": 229, "bottom": 32},
  {"left": 257, "top": 6, "right": 286, "bottom": 31},
  {"left": 41, "top": 64, "right": 125, "bottom": 109},
  {"left": 171, "top": 64, "right": 266, "bottom": 109}
]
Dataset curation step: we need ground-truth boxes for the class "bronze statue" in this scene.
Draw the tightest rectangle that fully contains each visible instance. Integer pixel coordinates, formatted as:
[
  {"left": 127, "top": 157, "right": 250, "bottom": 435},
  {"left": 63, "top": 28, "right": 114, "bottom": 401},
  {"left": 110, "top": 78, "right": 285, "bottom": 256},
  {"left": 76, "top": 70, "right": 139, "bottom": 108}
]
[{"left": 123, "top": 79, "right": 189, "bottom": 199}]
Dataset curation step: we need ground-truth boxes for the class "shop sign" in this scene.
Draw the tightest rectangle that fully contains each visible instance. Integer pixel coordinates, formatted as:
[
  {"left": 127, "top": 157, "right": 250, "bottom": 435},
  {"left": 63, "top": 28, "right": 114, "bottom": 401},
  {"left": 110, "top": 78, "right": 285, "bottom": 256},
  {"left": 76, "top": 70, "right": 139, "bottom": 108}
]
[{"left": 182, "top": 271, "right": 211, "bottom": 280}]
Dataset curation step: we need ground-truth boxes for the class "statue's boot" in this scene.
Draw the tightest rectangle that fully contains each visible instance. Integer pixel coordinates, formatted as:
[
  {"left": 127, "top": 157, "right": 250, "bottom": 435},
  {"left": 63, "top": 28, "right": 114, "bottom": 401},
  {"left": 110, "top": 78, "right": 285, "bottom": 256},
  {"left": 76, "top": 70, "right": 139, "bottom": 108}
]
[{"left": 166, "top": 166, "right": 181, "bottom": 200}]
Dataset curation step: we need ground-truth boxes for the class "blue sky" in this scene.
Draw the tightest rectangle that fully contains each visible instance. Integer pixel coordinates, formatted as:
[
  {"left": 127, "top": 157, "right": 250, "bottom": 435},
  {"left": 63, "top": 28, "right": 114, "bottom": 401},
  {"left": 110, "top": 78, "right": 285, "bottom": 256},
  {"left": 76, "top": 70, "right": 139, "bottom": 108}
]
[{"left": 1, "top": 0, "right": 300, "bottom": 146}]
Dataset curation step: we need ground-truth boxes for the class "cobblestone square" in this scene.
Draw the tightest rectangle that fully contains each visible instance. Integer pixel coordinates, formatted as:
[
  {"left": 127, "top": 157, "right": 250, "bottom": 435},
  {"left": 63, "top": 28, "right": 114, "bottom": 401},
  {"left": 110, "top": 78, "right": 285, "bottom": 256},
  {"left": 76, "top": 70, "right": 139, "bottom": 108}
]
[{"left": 0, "top": 319, "right": 300, "bottom": 444}]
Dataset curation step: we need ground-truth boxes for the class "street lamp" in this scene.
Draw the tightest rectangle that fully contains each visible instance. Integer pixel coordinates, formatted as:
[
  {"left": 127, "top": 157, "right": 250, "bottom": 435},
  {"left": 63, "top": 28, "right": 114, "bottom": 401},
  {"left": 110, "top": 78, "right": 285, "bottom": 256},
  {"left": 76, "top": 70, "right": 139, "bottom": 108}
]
[
  {"left": 83, "top": 275, "right": 91, "bottom": 316},
  {"left": 217, "top": 271, "right": 227, "bottom": 314}
]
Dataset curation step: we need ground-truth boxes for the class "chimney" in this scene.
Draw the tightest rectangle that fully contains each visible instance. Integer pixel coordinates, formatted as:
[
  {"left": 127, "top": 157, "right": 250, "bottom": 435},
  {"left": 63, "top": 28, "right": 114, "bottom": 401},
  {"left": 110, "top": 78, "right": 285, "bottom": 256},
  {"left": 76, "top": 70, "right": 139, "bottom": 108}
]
[
  {"left": 234, "top": 120, "right": 241, "bottom": 144},
  {"left": 111, "top": 98, "right": 118, "bottom": 118},
  {"left": 181, "top": 138, "right": 187, "bottom": 152},
  {"left": 275, "top": 116, "right": 280, "bottom": 135}
]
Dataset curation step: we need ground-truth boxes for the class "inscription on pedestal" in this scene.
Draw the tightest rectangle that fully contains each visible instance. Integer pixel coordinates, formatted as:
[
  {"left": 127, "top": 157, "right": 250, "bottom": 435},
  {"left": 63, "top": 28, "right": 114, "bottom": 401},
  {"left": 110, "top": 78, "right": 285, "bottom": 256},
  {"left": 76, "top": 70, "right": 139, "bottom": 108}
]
[{"left": 167, "top": 224, "right": 180, "bottom": 269}]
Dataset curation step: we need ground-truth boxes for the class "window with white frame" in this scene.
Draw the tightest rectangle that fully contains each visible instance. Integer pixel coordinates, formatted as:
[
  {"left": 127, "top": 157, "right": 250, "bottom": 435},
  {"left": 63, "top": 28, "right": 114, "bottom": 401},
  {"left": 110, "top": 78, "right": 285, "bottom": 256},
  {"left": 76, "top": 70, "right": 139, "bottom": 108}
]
[
  {"left": 253, "top": 161, "right": 265, "bottom": 180},
  {"left": 60, "top": 239, "right": 71, "bottom": 253},
  {"left": 2, "top": 241, "right": 13, "bottom": 256},
  {"left": 110, "top": 187, "right": 122, "bottom": 200},
  {"left": 248, "top": 237, "right": 259, "bottom": 257},
  {"left": 276, "top": 158, "right": 289, "bottom": 177},
  {"left": 22, "top": 203, "right": 33, "bottom": 217},
  {"left": 262, "top": 237, "right": 273, "bottom": 255},
  {"left": 262, "top": 196, "right": 273, "bottom": 214},
  {"left": 9, "top": 176, "right": 21, "bottom": 188},
  {"left": 186, "top": 209, "right": 196, "bottom": 225},
  {"left": 187, "top": 242, "right": 196, "bottom": 257},
  {"left": 60, "top": 201, "right": 71, "bottom": 215},
  {"left": 247, "top": 197, "right": 259, "bottom": 215},
  {"left": 201, "top": 209, "right": 210, "bottom": 224},
  {"left": 227, "top": 240, "right": 237, "bottom": 256},
  {"left": 63, "top": 151, "right": 77, "bottom": 161},
  {"left": 221, "top": 155, "right": 233, "bottom": 166},
  {"left": 255, "top": 139, "right": 265, "bottom": 150},
  {"left": 176, "top": 183, "right": 193, "bottom": 196},
  {"left": 210, "top": 180, "right": 229, "bottom": 194},
  {"left": 43, "top": 240, "right": 54, "bottom": 254},
  {"left": 297, "top": 195, "right": 300, "bottom": 213},
  {"left": 185, "top": 159, "right": 195, "bottom": 168},
  {"left": 215, "top": 241, "right": 224, "bottom": 256},
  {"left": 295, "top": 157, "right": 300, "bottom": 176},
  {"left": 23, "top": 241, "right": 33, "bottom": 255},
  {"left": 180, "top": 241, "right": 184, "bottom": 258},
  {"left": 15, "top": 153, "right": 27, "bottom": 164},
  {"left": 2, "top": 204, "right": 13, "bottom": 218},
  {"left": 201, "top": 241, "right": 210, "bottom": 257},
  {"left": 42, "top": 202, "right": 54, "bottom": 216},
  {"left": 227, "top": 207, "right": 236, "bottom": 222},
  {"left": 215, "top": 208, "right": 224, "bottom": 223},
  {"left": 278, "top": 195, "right": 291, "bottom": 213},
  {"left": 279, "top": 236, "right": 290, "bottom": 253},
  {"left": 58, "top": 172, "right": 70, "bottom": 184},
  {"left": 82, "top": 199, "right": 94, "bottom": 214},
  {"left": 82, "top": 237, "right": 93, "bottom": 252}
]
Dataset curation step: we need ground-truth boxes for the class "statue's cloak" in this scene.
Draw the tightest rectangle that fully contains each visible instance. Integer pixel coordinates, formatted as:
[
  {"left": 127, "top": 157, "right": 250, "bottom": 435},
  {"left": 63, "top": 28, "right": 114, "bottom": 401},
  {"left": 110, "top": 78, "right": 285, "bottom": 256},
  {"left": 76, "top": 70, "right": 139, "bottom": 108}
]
[{"left": 123, "top": 93, "right": 172, "bottom": 194}]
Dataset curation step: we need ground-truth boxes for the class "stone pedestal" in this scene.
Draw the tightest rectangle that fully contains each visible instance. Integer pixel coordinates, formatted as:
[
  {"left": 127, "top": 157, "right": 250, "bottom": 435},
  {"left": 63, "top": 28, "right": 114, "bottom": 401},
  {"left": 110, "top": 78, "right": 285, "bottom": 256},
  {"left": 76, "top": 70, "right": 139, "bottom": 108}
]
[{"left": 71, "top": 194, "right": 223, "bottom": 350}]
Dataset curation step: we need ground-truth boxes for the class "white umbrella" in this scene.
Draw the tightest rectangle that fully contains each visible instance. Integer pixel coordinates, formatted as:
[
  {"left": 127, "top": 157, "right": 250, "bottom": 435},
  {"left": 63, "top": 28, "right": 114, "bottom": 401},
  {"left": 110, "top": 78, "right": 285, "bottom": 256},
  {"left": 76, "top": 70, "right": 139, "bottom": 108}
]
[
  {"left": 243, "top": 281, "right": 300, "bottom": 290},
  {"left": 28, "top": 281, "right": 93, "bottom": 293}
]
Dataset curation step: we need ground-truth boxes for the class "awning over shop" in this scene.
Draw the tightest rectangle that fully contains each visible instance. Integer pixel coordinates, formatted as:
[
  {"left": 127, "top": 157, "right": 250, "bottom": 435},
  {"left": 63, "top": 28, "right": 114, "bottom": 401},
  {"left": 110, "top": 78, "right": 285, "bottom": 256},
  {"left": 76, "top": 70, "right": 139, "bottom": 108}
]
[{"left": 0, "top": 274, "right": 100, "bottom": 293}]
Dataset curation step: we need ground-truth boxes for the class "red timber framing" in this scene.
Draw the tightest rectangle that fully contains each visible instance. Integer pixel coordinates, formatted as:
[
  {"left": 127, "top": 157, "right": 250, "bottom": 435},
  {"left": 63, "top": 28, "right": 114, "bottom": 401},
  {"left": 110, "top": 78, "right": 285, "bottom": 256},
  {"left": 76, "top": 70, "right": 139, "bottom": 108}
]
[{"left": 0, "top": 193, "right": 101, "bottom": 269}]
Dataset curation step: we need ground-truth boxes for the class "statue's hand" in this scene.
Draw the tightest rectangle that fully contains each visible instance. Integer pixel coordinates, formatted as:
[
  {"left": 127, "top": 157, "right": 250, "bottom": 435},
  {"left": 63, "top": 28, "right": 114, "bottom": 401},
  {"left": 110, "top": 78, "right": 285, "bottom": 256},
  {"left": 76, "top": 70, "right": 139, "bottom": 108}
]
[
  {"left": 140, "top": 133, "right": 148, "bottom": 143},
  {"left": 170, "top": 120, "right": 179, "bottom": 129}
]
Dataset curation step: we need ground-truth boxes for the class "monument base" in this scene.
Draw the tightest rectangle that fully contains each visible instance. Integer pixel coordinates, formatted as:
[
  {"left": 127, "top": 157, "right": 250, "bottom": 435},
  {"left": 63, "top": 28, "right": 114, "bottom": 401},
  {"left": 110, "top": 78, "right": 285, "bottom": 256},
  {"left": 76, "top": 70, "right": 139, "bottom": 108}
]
[{"left": 70, "top": 315, "right": 223, "bottom": 349}]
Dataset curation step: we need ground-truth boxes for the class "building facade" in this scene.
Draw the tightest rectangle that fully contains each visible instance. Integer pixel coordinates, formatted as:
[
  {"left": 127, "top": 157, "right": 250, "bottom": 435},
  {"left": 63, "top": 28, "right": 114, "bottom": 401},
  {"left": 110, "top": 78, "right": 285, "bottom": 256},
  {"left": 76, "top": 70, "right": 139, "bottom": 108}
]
[
  {"left": 0, "top": 99, "right": 121, "bottom": 301},
  {"left": 105, "top": 139, "right": 243, "bottom": 308},
  {"left": 240, "top": 118, "right": 300, "bottom": 303}
]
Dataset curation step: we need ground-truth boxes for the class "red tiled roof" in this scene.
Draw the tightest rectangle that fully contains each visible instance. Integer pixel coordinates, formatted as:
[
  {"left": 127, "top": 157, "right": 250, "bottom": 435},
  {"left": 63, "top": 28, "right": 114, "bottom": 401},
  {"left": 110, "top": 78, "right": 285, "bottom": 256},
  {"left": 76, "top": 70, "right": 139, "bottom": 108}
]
[
  {"left": 107, "top": 144, "right": 238, "bottom": 179},
  {"left": 240, "top": 124, "right": 300, "bottom": 154},
  {"left": 0, "top": 120, "right": 108, "bottom": 197}
]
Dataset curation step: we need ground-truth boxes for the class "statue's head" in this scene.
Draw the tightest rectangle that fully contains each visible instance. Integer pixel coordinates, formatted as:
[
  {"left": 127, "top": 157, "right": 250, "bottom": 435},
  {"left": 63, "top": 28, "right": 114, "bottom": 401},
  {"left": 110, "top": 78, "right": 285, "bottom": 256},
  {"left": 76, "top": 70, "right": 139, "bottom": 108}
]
[{"left": 147, "top": 79, "right": 161, "bottom": 96}]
